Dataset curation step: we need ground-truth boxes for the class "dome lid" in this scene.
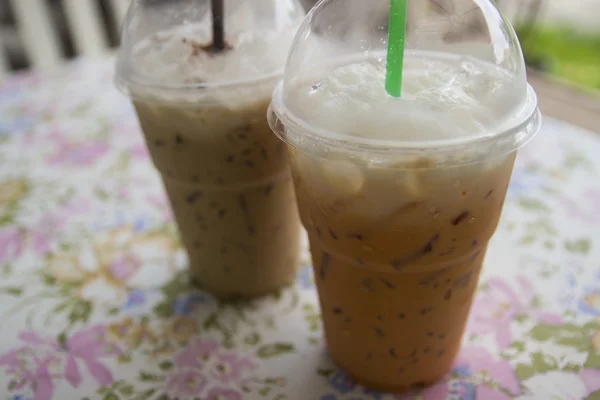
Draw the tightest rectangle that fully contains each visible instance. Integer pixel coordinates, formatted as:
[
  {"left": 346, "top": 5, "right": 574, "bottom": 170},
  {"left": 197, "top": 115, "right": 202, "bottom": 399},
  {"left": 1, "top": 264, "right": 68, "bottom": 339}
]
[{"left": 269, "top": 0, "right": 540, "bottom": 157}]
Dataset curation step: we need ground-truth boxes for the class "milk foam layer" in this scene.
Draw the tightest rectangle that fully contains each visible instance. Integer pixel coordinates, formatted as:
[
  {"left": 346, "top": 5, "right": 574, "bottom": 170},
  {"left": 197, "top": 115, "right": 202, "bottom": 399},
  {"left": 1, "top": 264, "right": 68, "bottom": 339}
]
[
  {"left": 285, "top": 53, "right": 526, "bottom": 142},
  {"left": 130, "top": 4, "right": 301, "bottom": 87}
]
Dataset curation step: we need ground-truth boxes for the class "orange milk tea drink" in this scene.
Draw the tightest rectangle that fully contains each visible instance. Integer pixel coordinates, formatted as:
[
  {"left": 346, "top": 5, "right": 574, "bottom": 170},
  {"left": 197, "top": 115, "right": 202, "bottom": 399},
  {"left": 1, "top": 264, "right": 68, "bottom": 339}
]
[
  {"left": 268, "top": 0, "right": 541, "bottom": 391},
  {"left": 116, "top": 0, "right": 305, "bottom": 298}
]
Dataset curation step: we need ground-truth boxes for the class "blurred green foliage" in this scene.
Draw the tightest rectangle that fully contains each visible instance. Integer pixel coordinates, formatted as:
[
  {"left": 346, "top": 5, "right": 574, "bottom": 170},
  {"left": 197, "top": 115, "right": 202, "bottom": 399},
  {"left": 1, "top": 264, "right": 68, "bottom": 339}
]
[{"left": 517, "top": 25, "right": 600, "bottom": 90}]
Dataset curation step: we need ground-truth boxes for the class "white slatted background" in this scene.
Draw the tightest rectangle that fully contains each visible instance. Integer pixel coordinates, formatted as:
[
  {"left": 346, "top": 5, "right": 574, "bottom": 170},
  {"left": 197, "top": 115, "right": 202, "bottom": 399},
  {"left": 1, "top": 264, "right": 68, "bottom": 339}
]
[
  {"left": 109, "top": 0, "right": 129, "bottom": 30},
  {"left": 8, "top": 0, "right": 63, "bottom": 70},
  {"left": 62, "top": 0, "right": 109, "bottom": 57},
  {"left": 0, "top": 0, "right": 130, "bottom": 78},
  {"left": 0, "top": 32, "right": 8, "bottom": 76}
]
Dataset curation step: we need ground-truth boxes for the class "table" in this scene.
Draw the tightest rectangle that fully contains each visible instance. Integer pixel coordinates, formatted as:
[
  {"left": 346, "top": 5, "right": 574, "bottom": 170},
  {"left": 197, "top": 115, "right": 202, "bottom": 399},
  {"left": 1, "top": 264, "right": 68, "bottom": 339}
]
[{"left": 0, "top": 59, "right": 599, "bottom": 400}]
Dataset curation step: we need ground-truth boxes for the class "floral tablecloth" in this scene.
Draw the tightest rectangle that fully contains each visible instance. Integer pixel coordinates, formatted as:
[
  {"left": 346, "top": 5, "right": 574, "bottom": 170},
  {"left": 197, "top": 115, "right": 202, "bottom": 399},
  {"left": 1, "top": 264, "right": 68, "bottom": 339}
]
[{"left": 1, "top": 59, "right": 600, "bottom": 400}]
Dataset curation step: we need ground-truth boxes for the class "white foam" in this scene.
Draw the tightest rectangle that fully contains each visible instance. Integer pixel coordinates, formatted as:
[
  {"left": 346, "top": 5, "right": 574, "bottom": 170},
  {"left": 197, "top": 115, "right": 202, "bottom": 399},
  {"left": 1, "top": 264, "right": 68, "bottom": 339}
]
[
  {"left": 130, "top": 4, "right": 302, "bottom": 87},
  {"left": 286, "top": 53, "right": 526, "bottom": 142}
]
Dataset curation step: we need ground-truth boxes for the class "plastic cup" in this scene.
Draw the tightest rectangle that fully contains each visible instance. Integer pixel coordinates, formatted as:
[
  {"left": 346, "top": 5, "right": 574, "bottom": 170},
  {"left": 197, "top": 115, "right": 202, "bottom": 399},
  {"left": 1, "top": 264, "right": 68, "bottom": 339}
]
[
  {"left": 116, "top": 0, "right": 305, "bottom": 298},
  {"left": 268, "top": 0, "right": 541, "bottom": 391}
]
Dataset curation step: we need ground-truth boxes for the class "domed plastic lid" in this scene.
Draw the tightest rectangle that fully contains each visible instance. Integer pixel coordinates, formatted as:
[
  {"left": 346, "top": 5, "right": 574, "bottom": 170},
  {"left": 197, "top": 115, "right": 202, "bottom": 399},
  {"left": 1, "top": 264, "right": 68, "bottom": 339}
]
[
  {"left": 269, "top": 0, "right": 541, "bottom": 161},
  {"left": 115, "top": 0, "right": 304, "bottom": 98}
]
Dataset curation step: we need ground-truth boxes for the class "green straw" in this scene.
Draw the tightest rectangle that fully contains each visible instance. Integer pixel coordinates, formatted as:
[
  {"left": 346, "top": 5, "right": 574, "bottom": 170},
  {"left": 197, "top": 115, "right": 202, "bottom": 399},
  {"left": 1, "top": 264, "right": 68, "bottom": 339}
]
[{"left": 385, "top": 0, "right": 408, "bottom": 97}]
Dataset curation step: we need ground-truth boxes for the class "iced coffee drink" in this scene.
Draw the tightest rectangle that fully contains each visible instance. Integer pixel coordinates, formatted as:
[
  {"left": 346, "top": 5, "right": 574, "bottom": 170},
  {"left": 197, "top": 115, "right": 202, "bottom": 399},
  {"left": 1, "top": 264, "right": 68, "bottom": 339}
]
[
  {"left": 116, "top": 0, "right": 305, "bottom": 298},
  {"left": 270, "top": 49, "right": 540, "bottom": 390}
]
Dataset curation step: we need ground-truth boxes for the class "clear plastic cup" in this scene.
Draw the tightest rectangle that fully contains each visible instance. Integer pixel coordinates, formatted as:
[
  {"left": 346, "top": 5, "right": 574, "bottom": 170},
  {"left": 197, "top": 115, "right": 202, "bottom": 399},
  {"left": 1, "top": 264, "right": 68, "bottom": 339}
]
[
  {"left": 115, "top": 0, "right": 305, "bottom": 298},
  {"left": 268, "top": 0, "right": 541, "bottom": 391}
]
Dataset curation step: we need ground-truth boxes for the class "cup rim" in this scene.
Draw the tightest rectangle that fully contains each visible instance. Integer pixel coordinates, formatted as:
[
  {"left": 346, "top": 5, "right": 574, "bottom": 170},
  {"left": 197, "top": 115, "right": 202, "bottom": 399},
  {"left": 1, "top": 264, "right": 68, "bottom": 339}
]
[
  {"left": 268, "top": 80, "right": 541, "bottom": 158},
  {"left": 115, "top": 56, "right": 286, "bottom": 98}
]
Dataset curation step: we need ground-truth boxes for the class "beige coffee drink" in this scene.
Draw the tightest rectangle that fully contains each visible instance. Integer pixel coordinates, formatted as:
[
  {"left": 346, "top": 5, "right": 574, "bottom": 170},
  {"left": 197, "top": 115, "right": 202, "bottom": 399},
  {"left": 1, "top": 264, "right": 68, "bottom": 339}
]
[{"left": 116, "top": 0, "right": 305, "bottom": 298}]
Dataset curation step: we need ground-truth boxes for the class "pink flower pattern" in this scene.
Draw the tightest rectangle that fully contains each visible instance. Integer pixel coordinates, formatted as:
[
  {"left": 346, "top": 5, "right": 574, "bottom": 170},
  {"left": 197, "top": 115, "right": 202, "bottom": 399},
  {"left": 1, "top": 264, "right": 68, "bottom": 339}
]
[
  {"left": 0, "top": 228, "right": 24, "bottom": 264},
  {"left": 45, "top": 130, "right": 108, "bottom": 167},
  {"left": 211, "top": 352, "right": 258, "bottom": 384},
  {"left": 559, "top": 188, "right": 600, "bottom": 223},
  {"left": 108, "top": 254, "right": 142, "bottom": 282},
  {"left": 31, "top": 213, "right": 67, "bottom": 255},
  {"left": 147, "top": 194, "right": 174, "bottom": 222},
  {"left": 0, "top": 326, "right": 122, "bottom": 399},
  {"left": 422, "top": 346, "right": 520, "bottom": 400},
  {"left": 129, "top": 142, "right": 150, "bottom": 160},
  {"left": 468, "top": 276, "right": 563, "bottom": 349},
  {"left": 29, "top": 196, "right": 90, "bottom": 255},
  {"left": 166, "top": 370, "right": 207, "bottom": 398},
  {"left": 581, "top": 369, "right": 600, "bottom": 394},
  {"left": 459, "top": 346, "right": 520, "bottom": 397},
  {"left": 165, "top": 337, "right": 258, "bottom": 399},
  {"left": 175, "top": 337, "right": 220, "bottom": 369}
]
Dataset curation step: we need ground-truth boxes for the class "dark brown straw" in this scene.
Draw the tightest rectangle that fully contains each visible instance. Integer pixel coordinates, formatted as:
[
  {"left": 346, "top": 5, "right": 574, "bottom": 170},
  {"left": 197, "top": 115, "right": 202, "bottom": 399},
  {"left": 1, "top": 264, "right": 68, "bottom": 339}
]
[{"left": 211, "top": 0, "right": 225, "bottom": 51}]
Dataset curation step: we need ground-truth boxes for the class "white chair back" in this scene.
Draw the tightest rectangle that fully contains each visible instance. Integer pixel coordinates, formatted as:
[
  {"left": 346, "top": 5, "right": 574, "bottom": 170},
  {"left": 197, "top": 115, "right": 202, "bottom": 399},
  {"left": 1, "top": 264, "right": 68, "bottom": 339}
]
[
  {"left": 109, "top": 0, "right": 130, "bottom": 29},
  {"left": 0, "top": 0, "right": 130, "bottom": 77}
]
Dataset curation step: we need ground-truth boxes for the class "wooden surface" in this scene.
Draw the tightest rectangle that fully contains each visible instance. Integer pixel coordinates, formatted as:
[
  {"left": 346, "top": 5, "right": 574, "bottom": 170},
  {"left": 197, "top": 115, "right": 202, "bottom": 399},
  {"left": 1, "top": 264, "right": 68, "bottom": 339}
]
[{"left": 528, "top": 69, "right": 600, "bottom": 134}]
